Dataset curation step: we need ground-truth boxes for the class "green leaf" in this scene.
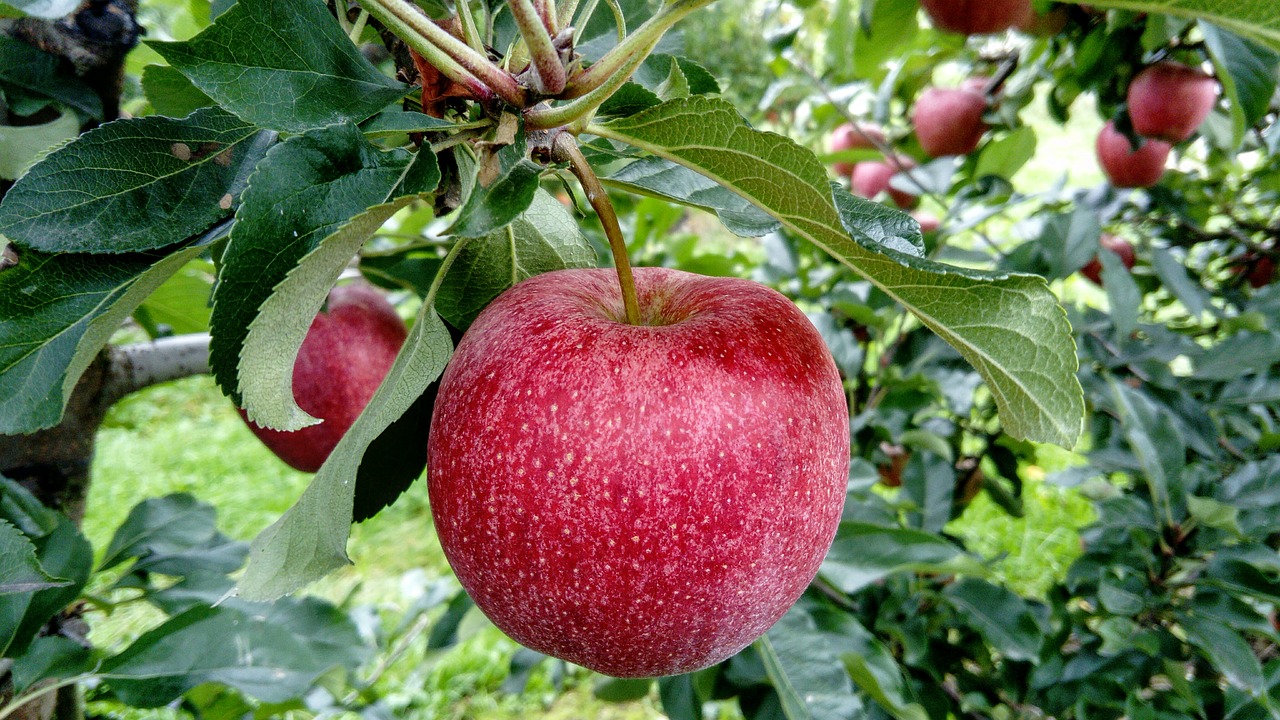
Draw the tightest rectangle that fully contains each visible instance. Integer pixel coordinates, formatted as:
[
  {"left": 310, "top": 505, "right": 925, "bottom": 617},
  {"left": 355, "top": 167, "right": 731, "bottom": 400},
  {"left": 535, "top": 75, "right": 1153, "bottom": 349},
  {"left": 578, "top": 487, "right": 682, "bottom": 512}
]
[
  {"left": 1187, "top": 495, "right": 1243, "bottom": 536},
  {"left": 436, "top": 189, "right": 598, "bottom": 330},
  {"left": 598, "top": 82, "right": 663, "bottom": 118},
  {"left": 820, "top": 522, "right": 985, "bottom": 594},
  {"left": 0, "top": 241, "right": 209, "bottom": 434},
  {"left": 591, "top": 97, "right": 1084, "bottom": 447},
  {"left": 0, "top": 513, "right": 92, "bottom": 657},
  {"left": 827, "top": 613, "right": 928, "bottom": 720},
  {"left": 0, "top": 518, "right": 67, "bottom": 595},
  {"left": 207, "top": 122, "right": 437, "bottom": 419},
  {"left": 0, "top": 107, "right": 267, "bottom": 254},
  {"left": 0, "top": 107, "right": 78, "bottom": 181},
  {"left": 1150, "top": 248, "right": 1210, "bottom": 317},
  {"left": 1181, "top": 614, "right": 1266, "bottom": 695},
  {"left": 141, "top": 64, "right": 215, "bottom": 117},
  {"left": 594, "top": 677, "right": 655, "bottom": 702},
  {"left": 235, "top": 308, "right": 453, "bottom": 600},
  {"left": 134, "top": 259, "right": 216, "bottom": 336},
  {"left": 10, "top": 636, "right": 93, "bottom": 694},
  {"left": 1060, "top": 1, "right": 1280, "bottom": 53},
  {"left": 605, "top": 156, "right": 781, "bottom": 238},
  {"left": 756, "top": 607, "right": 864, "bottom": 720},
  {"left": 150, "top": 0, "right": 407, "bottom": 133},
  {"left": 975, "top": 127, "right": 1038, "bottom": 181},
  {"left": 352, "top": 381, "right": 438, "bottom": 523},
  {"left": 849, "top": 0, "right": 919, "bottom": 81},
  {"left": 359, "top": 109, "right": 462, "bottom": 137},
  {"left": 1107, "top": 379, "right": 1187, "bottom": 523},
  {"left": 99, "top": 493, "right": 246, "bottom": 577},
  {"left": 1100, "top": 249, "right": 1141, "bottom": 340},
  {"left": 658, "top": 675, "right": 703, "bottom": 720},
  {"left": 101, "top": 599, "right": 368, "bottom": 706},
  {"left": 446, "top": 135, "right": 544, "bottom": 239},
  {"left": 1202, "top": 23, "right": 1280, "bottom": 147},
  {"left": 0, "top": 35, "right": 102, "bottom": 118},
  {"left": 944, "top": 578, "right": 1045, "bottom": 662}
]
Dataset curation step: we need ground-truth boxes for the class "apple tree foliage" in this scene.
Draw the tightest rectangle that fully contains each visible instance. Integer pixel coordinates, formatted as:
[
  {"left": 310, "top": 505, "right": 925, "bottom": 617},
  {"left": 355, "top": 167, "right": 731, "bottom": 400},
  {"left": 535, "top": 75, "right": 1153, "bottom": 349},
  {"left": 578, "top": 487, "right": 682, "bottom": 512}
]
[{"left": 0, "top": 0, "right": 1279, "bottom": 717}]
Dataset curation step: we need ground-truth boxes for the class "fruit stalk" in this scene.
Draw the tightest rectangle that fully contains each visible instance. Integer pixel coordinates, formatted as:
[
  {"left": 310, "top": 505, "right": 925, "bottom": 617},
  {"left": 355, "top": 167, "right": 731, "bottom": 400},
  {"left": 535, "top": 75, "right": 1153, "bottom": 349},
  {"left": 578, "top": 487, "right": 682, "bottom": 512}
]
[
  {"left": 553, "top": 134, "right": 641, "bottom": 325},
  {"left": 510, "top": 0, "right": 567, "bottom": 94},
  {"left": 358, "top": 0, "right": 527, "bottom": 107}
]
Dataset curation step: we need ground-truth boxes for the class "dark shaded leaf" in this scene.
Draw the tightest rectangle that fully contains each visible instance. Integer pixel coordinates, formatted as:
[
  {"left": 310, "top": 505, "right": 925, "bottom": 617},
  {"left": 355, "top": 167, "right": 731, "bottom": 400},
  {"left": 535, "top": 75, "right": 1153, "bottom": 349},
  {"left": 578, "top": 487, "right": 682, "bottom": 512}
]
[{"left": 150, "top": 0, "right": 407, "bottom": 132}]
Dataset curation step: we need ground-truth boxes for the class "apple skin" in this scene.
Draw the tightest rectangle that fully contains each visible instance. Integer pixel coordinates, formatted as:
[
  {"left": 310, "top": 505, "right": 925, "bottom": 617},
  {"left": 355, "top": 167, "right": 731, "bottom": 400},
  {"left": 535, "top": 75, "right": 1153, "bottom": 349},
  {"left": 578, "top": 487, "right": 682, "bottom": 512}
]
[
  {"left": 240, "top": 283, "right": 408, "bottom": 472},
  {"left": 912, "top": 211, "right": 941, "bottom": 234},
  {"left": 1080, "top": 233, "right": 1136, "bottom": 285},
  {"left": 851, "top": 157, "right": 919, "bottom": 209},
  {"left": 427, "top": 267, "right": 850, "bottom": 678},
  {"left": 1096, "top": 121, "right": 1170, "bottom": 189},
  {"left": 920, "top": 0, "right": 1033, "bottom": 35},
  {"left": 913, "top": 87, "right": 988, "bottom": 158},
  {"left": 829, "top": 122, "right": 886, "bottom": 176},
  {"left": 1128, "top": 62, "right": 1218, "bottom": 142}
]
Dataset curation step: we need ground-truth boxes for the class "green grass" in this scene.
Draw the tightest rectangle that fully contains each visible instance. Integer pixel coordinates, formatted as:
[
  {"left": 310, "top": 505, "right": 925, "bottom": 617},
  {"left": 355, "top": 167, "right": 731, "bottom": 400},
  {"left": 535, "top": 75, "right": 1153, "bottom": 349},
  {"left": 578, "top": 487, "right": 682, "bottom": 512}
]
[{"left": 84, "top": 375, "right": 662, "bottom": 719}]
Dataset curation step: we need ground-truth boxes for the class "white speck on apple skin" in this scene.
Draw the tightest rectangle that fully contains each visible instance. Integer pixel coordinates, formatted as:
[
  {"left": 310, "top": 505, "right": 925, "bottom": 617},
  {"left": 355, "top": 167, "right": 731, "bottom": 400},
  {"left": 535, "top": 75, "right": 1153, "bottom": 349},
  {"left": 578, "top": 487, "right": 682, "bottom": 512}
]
[{"left": 427, "top": 267, "right": 850, "bottom": 679}]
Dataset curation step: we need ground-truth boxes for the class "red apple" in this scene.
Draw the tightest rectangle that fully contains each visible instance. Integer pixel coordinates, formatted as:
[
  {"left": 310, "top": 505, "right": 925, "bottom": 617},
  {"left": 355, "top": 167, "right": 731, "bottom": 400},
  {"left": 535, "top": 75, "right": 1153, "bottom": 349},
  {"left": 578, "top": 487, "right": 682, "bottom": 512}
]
[
  {"left": 920, "top": 0, "right": 1033, "bottom": 35},
  {"left": 913, "top": 87, "right": 988, "bottom": 157},
  {"left": 1128, "top": 61, "right": 1218, "bottom": 142},
  {"left": 1080, "top": 233, "right": 1136, "bottom": 285},
  {"left": 1096, "top": 120, "right": 1170, "bottom": 189},
  {"left": 912, "top": 211, "right": 941, "bottom": 234},
  {"left": 851, "top": 157, "right": 920, "bottom": 209},
  {"left": 240, "top": 283, "right": 408, "bottom": 472},
  {"left": 1233, "top": 253, "right": 1277, "bottom": 289},
  {"left": 829, "top": 122, "right": 886, "bottom": 176},
  {"left": 427, "top": 267, "right": 850, "bottom": 678}
]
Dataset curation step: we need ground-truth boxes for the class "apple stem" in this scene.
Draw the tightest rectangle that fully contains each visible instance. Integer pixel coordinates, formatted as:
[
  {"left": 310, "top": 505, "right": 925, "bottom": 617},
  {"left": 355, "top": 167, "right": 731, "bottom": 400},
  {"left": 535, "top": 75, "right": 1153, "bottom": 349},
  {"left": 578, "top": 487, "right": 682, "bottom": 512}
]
[
  {"left": 510, "top": 0, "right": 567, "bottom": 95},
  {"left": 553, "top": 134, "right": 642, "bottom": 325}
]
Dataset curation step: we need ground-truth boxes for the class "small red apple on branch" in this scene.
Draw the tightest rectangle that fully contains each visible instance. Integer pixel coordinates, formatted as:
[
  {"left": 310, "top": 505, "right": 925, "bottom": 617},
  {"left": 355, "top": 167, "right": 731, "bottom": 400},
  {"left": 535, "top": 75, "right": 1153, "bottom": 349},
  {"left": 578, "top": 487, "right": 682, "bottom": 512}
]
[
  {"left": 920, "top": 0, "right": 1033, "bottom": 35},
  {"left": 1080, "top": 233, "right": 1137, "bottom": 285},
  {"left": 851, "top": 156, "right": 920, "bottom": 209},
  {"left": 828, "top": 122, "right": 887, "bottom": 176},
  {"left": 240, "top": 284, "right": 407, "bottom": 472},
  {"left": 1096, "top": 120, "right": 1170, "bottom": 189},
  {"left": 427, "top": 267, "right": 850, "bottom": 678},
  {"left": 913, "top": 86, "right": 988, "bottom": 158},
  {"left": 1127, "top": 61, "right": 1218, "bottom": 143}
]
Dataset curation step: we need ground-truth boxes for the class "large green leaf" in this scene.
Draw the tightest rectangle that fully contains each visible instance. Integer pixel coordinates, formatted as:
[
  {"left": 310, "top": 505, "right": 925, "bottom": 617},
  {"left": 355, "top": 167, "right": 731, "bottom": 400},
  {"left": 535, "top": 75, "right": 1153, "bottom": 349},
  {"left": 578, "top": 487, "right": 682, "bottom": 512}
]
[
  {"left": 150, "top": 0, "right": 407, "bottom": 133},
  {"left": 0, "top": 108, "right": 79, "bottom": 181},
  {"left": 0, "top": 513, "right": 92, "bottom": 657},
  {"left": 943, "top": 578, "right": 1045, "bottom": 663},
  {"left": 756, "top": 607, "right": 864, "bottom": 720},
  {"left": 1060, "top": 1, "right": 1280, "bottom": 53},
  {"left": 236, "top": 307, "right": 453, "bottom": 600},
  {"left": 593, "top": 97, "right": 1083, "bottom": 447},
  {"left": 101, "top": 598, "right": 368, "bottom": 706},
  {"left": 99, "top": 493, "right": 246, "bottom": 577},
  {"left": 0, "top": 240, "right": 209, "bottom": 434},
  {"left": 605, "top": 156, "right": 781, "bottom": 238},
  {"left": 208, "top": 122, "right": 437, "bottom": 418},
  {"left": 437, "top": 189, "right": 598, "bottom": 330},
  {"left": 820, "top": 522, "right": 986, "bottom": 593},
  {"left": 0, "top": 107, "right": 267, "bottom": 254}
]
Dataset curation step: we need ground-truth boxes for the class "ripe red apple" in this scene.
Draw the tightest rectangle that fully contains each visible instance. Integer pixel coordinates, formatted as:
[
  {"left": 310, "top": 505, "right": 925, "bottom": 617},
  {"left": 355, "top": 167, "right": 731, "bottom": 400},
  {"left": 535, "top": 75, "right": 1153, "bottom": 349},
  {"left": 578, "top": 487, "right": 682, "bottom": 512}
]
[
  {"left": 1080, "top": 233, "right": 1136, "bottom": 285},
  {"left": 1096, "top": 120, "right": 1170, "bottom": 189},
  {"left": 240, "top": 283, "right": 408, "bottom": 472},
  {"left": 427, "top": 267, "right": 850, "bottom": 678},
  {"left": 920, "top": 0, "right": 1033, "bottom": 35},
  {"left": 829, "top": 122, "right": 886, "bottom": 176},
  {"left": 1128, "top": 61, "right": 1218, "bottom": 142},
  {"left": 913, "top": 87, "right": 988, "bottom": 158},
  {"left": 912, "top": 211, "right": 941, "bottom": 234},
  {"left": 1233, "top": 253, "right": 1277, "bottom": 289},
  {"left": 851, "top": 157, "right": 919, "bottom": 209}
]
